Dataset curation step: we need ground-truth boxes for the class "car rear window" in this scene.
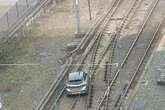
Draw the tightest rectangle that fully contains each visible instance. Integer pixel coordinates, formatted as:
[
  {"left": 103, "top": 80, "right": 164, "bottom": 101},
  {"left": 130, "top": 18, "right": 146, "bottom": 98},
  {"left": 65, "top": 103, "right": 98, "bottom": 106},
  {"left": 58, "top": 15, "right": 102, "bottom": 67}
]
[{"left": 68, "top": 73, "right": 83, "bottom": 82}]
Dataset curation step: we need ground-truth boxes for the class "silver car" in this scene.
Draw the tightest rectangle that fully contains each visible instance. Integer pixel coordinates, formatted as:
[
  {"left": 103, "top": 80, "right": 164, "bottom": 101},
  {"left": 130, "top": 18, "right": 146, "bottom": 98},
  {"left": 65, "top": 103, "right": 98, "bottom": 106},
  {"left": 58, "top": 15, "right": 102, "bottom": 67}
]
[{"left": 65, "top": 71, "right": 89, "bottom": 95}]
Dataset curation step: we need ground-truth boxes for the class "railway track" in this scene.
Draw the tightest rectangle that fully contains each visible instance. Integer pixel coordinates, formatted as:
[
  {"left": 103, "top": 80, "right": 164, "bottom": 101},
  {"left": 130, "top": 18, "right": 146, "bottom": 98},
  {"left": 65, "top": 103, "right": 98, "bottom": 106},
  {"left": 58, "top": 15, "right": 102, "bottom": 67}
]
[
  {"left": 37, "top": 0, "right": 165, "bottom": 109},
  {"left": 56, "top": 0, "right": 148, "bottom": 110},
  {"left": 75, "top": 0, "right": 142, "bottom": 110},
  {"left": 114, "top": 16, "right": 165, "bottom": 110},
  {"left": 73, "top": 0, "right": 123, "bottom": 71},
  {"left": 56, "top": 0, "right": 124, "bottom": 109},
  {"left": 57, "top": 0, "right": 133, "bottom": 110},
  {"left": 97, "top": 3, "right": 142, "bottom": 109},
  {"left": 97, "top": 0, "right": 165, "bottom": 109},
  {"left": 57, "top": 33, "right": 115, "bottom": 110},
  {"left": 60, "top": 34, "right": 117, "bottom": 110},
  {"left": 36, "top": 57, "right": 73, "bottom": 110},
  {"left": 69, "top": 0, "right": 123, "bottom": 55},
  {"left": 101, "top": 0, "right": 145, "bottom": 109},
  {"left": 37, "top": 0, "right": 122, "bottom": 109}
]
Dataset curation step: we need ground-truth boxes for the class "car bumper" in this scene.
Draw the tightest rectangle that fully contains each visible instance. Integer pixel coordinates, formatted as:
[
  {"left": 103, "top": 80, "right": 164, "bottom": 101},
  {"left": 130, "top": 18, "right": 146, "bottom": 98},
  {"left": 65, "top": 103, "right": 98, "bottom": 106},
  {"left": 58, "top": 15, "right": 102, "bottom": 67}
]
[
  {"left": 65, "top": 88, "right": 87, "bottom": 95},
  {"left": 157, "top": 80, "right": 165, "bottom": 85}
]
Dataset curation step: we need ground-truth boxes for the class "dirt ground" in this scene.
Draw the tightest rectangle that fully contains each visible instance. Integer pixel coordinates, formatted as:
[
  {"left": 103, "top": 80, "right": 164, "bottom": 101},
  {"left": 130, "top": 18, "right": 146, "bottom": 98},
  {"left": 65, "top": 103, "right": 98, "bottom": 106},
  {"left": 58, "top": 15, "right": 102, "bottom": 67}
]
[{"left": 0, "top": 0, "right": 110, "bottom": 109}]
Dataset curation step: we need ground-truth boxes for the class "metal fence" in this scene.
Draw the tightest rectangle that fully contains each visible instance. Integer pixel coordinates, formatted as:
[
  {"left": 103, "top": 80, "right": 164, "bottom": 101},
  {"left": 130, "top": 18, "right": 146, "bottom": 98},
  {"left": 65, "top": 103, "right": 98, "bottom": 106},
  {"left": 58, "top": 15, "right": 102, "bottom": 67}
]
[{"left": 0, "top": 0, "right": 40, "bottom": 35}]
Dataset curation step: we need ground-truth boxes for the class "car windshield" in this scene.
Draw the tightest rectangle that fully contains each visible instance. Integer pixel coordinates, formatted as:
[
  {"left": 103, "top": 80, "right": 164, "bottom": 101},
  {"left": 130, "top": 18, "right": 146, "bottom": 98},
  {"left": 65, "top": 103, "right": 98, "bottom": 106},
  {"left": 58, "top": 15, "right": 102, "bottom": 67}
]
[{"left": 68, "top": 72, "right": 83, "bottom": 82}]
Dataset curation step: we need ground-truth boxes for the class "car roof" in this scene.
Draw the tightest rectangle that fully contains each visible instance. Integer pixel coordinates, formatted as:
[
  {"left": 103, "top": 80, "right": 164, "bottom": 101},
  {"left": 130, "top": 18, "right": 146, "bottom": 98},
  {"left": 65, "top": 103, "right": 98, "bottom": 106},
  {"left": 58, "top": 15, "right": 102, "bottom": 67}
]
[{"left": 68, "top": 71, "right": 84, "bottom": 80}]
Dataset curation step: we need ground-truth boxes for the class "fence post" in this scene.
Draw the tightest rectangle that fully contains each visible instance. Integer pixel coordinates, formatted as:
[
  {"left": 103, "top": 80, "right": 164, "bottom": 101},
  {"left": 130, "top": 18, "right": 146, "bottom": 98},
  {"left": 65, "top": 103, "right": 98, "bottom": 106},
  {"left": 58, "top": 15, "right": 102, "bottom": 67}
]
[
  {"left": 6, "top": 12, "right": 10, "bottom": 27},
  {"left": 54, "top": 0, "right": 57, "bottom": 5},
  {"left": 26, "top": 0, "right": 29, "bottom": 8},
  {"left": 16, "top": 2, "right": 19, "bottom": 17}
]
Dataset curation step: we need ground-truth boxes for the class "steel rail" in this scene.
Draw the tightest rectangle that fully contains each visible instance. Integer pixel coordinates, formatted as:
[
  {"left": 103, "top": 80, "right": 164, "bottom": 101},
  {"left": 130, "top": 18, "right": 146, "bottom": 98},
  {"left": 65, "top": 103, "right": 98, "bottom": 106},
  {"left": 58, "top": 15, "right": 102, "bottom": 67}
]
[
  {"left": 62, "top": 0, "right": 121, "bottom": 108},
  {"left": 84, "top": 0, "right": 127, "bottom": 106},
  {"left": 36, "top": 0, "right": 121, "bottom": 109},
  {"left": 86, "top": 0, "right": 139, "bottom": 73},
  {"left": 50, "top": 88, "right": 65, "bottom": 110},
  {"left": 86, "top": 33, "right": 116, "bottom": 109},
  {"left": 2, "top": 0, "right": 54, "bottom": 43},
  {"left": 38, "top": 0, "right": 122, "bottom": 109},
  {"left": 37, "top": 0, "right": 140, "bottom": 109},
  {"left": 36, "top": 57, "right": 73, "bottom": 110},
  {"left": 104, "top": 33, "right": 118, "bottom": 110},
  {"left": 115, "top": 16, "right": 165, "bottom": 110},
  {"left": 50, "top": 90, "right": 81, "bottom": 110},
  {"left": 103, "top": 0, "right": 144, "bottom": 108},
  {"left": 103, "top": 0, "right": 142, "bottom": 108},
  {"left": 96, "top": 0, "right": 160, "bottom": 109},
  {"left": 69, "top": 0, "right": 120, "bottom": 55},
  {"left": 76, "top": 0, "right": 122, "bottom": 71},
  {"left": 38, "top": 9, "right": 116, "bottom": 110},
  {"left": 68, "top": 96, "right": 80, "bottom": 110},
  {"left": 85, "top": 0, "right": 140, "bottom": 109}
]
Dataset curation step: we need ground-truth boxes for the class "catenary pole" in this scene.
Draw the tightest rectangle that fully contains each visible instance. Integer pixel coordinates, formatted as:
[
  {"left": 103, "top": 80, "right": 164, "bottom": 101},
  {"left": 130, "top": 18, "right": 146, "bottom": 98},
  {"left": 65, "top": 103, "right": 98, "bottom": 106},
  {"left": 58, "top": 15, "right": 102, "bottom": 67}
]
[
  {"left": 87, "top": 0, "right": 92, "bottom": 20},
  {"left": 75, "top": 0, "right": 81, "bottom": 34}
]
